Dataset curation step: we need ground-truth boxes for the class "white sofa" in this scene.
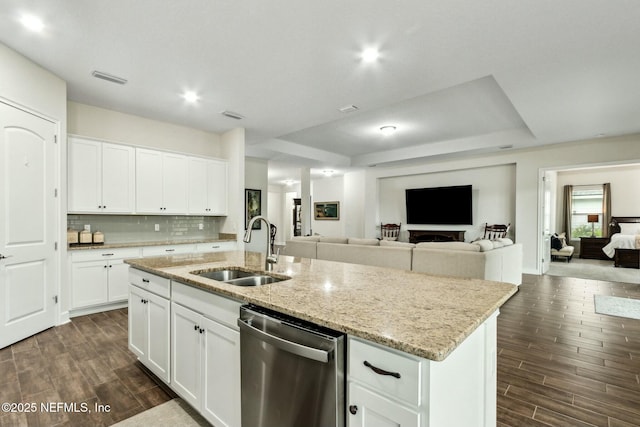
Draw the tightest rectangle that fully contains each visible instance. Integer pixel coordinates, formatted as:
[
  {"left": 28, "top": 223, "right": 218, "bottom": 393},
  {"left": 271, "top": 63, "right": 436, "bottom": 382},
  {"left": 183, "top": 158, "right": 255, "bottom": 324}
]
[{"left": 284, "top": 236, "right": 522, "bottom": 285}]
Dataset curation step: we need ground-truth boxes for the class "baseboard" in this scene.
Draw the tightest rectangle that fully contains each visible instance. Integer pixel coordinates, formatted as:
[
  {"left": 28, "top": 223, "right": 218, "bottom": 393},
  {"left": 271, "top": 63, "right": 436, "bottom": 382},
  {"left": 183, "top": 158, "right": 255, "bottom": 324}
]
[{"left": 69, "top": 301, "right": 128, "bottom": 318}]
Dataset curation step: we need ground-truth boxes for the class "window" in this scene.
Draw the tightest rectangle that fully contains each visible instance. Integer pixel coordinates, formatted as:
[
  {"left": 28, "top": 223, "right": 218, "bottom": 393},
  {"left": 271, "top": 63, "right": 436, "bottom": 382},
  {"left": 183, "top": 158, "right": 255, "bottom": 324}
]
[{"left": 570, "top": 185, "right": 603, "bottom": 239}]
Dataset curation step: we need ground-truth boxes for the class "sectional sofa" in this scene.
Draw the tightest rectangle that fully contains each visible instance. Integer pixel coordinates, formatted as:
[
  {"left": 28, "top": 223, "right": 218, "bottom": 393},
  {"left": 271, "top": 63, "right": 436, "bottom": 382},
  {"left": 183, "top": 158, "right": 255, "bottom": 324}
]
[{"left": 283, "top": 236, "right": 522, "bottom": 285}]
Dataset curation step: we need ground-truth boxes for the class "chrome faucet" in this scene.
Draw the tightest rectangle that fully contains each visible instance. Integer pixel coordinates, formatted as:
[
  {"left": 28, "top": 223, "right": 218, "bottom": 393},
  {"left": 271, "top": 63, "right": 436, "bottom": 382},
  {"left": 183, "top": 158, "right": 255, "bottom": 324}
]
[{"left": 243, "top": 215, "right": 279, "bottom": 271}]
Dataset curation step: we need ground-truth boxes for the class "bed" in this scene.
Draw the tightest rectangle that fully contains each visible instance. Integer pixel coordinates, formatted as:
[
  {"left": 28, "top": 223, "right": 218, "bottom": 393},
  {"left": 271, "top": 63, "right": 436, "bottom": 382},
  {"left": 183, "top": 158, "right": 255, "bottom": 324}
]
[{"left": 602, "top": 217, "right": 640, "bottom": 268}]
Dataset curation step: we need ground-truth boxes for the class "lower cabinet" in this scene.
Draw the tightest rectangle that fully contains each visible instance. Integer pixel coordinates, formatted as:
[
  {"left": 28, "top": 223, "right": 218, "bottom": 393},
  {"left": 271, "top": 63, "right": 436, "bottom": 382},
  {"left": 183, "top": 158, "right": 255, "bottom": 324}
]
[
  {"left": 347, "top": 311, "right": 498, "bottom": 427},
  {"left": 70, "top": 248, "right": 140, "bottom": 312},
  {"left": 171, "top": 283, "right": 242, "bottom": 427},
  {"left": 128, "top": 282, "right": 170, "bottom": 383}
]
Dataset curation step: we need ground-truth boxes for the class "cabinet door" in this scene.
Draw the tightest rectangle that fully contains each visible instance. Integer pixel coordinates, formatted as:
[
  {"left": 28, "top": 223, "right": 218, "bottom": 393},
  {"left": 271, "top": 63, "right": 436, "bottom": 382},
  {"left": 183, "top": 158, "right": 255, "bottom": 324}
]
[
  {"left": 135, "top": 148, "right": 164, "bottom": 213},
  {"left": 71, "top": 260, "right": 108, "bottom": 308},
  {"left": 101, "top": 142, "right": 135, "bottom": 213},
  {"left": 207, "top": 160, "right": 227, "bottom": 215},
  {"left": 162, "top": 153, "right": 188, "bottom": 214},
  {"left": 202, "top": 317, "right": 241, "bottom": 427},
  {"left": 187, "top": 157, "right": 208, "bottom": 215},
  {"left": 128, "top": 285, "right": 147, "bottom": 359},
  {"left": 348, "top": 382, "right": 420, "bottom": 427},
  {"left": 172, "top": 302, "right": 202, "bottom": 408},
  {"left": 146, "top": 291, "right": 170, "bottom": 383},
  {"left": 107, "top": 259, "right": 130, "bottom": 302},
  {"left": 68, "top": 137, "right": 102, "bottom": 213}
]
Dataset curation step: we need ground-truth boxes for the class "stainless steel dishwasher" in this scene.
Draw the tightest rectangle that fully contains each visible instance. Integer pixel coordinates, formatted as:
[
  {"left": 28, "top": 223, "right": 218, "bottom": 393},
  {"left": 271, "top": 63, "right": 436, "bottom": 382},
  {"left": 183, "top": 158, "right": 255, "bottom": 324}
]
[{"left": 238, "top": 304, "right": 345, "bottom": 427}]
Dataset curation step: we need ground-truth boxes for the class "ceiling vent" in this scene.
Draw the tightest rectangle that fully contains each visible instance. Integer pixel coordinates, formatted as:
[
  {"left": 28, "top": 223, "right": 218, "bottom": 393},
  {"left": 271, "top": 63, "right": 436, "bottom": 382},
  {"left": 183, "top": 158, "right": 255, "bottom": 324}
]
[
  {"left": 338, "top": 105, "right": 359, "bottom": 113},
  {"left": 91, "top": 70, "right": 127, "bottom": 85},
  {"left": 220, "top": 110, "right": 245, "bottom": 120}
]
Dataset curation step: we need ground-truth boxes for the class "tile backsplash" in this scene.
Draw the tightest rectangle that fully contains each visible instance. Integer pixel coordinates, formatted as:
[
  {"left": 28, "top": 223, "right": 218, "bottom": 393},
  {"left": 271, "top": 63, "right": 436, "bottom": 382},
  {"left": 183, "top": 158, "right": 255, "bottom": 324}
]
[{"left": 67, "top": 215, "right": 221, "bottom": 244}]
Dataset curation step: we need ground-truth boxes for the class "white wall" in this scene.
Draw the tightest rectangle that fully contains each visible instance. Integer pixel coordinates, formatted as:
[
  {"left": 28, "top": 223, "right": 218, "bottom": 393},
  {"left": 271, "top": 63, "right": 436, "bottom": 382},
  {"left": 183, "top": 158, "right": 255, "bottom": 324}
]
[
  {"left": 220, "top": 127, "right": 245, "bottom": 243},
  {"left": 67, "top": 102, "right": 222, "bottom": 157},
  {"left": 344, "top": 171, "right": 367, "bottom": 238},
  {"left": 311, "top": 176, "right": 344, "bottom": 236},
  {"left": 268, "top": 185, "right": 286, "bottom": 245},
  {"left": 364, "top": 134, "right": 640, "bottom": 275},
  {"left": 378, "top": 164, "right": 516, "bottom": 242},
  {"left": 0, "top": 43, "right": 68, "bottom": 319},
  {"left": 244, "top": 158, "right": 269, "bottom": 252}
]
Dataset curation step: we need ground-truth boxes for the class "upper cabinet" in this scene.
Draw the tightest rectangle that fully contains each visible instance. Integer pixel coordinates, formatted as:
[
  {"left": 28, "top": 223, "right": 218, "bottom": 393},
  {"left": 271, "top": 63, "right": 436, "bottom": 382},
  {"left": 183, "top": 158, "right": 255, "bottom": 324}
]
[
  {"left": 136, "top": 148, "right": 188, "bottom": 214},
  {"left": 68, "top": 138, "right": 228, "bottom": 216},
  {"left": 68, "top": 137, "right": 135, "bottom": 214},
  {"left": 187, "top": 157, "right": 228, "bottom": 216}
]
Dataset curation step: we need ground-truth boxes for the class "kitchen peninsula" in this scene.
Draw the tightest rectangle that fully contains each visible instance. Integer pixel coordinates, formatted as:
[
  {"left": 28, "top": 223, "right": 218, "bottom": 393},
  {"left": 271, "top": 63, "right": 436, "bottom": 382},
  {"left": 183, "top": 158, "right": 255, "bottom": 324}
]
[{"left": 126, "top": 251, "right": 517, "bottom": 427}]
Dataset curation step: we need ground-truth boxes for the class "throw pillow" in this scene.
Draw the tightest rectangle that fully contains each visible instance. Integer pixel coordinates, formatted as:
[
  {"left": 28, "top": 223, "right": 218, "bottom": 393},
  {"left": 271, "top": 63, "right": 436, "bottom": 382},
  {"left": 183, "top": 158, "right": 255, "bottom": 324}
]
[
  {"left": 491, "top": 240, "right": 505, "bottom": 249},
  {"left": 472, "top": 239, "right": 494, "bottom": 252},
  {"left": 416, "top": 241, "right": 481, "bottom": 252},
  {"left": 496, "top": 237, "right": 514, "bottom": 246},
  {"left": 550, "top": 235, "right": 562, "bottom": 250},
  {"left": 557, "top": 232, "right": 567, "bottom": 247}
]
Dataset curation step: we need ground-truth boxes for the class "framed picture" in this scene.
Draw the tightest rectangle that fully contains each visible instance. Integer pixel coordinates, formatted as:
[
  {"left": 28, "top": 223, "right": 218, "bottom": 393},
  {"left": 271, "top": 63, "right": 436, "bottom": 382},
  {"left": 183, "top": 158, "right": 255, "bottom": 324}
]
[
  {"left": 314, "top": 201, "right": 340, "bottom": 220},
  {"left": 245, "top": 189, "right": 262, "bottom": 229}
]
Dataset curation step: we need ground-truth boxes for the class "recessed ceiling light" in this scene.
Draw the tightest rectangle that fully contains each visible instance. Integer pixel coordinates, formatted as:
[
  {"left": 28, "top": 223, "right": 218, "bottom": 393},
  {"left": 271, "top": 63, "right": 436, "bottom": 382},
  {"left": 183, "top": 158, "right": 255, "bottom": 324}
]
[
  {"left": 284, "top": 179, "right": 294, "bottom": 186},
  {"left": 380, "top": 125, "right": 397, "bottom": 136},
  {"left": 361, "top": 48, "right": 380, "bottom": 62},
  {"left": 183, "top": 91, "right": 199, "bottom": 103},
  {"left": 20, "top": 14, "right": 44, "bottom": 32}
]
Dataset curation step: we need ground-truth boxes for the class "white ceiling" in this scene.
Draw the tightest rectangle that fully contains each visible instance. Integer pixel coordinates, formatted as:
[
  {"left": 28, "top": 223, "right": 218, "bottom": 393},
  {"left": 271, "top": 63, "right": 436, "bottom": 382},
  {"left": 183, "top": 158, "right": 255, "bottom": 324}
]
[{"left": 2, "top": 1, "right": 639, "bottom": 185}]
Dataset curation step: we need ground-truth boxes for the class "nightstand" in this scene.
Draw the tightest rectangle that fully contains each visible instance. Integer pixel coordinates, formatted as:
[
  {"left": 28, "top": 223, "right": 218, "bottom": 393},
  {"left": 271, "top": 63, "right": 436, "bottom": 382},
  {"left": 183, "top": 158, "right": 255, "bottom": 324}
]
[{"left": 579, "top": 237, "right": 610, "bottom": 260}]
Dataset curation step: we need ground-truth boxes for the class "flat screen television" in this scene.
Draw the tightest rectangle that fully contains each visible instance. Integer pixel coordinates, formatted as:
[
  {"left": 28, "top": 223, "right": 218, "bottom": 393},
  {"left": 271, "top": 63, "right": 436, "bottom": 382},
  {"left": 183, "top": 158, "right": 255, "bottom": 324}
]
[{"left": 405, "top": 185, "right": 472, "bottom": 225}]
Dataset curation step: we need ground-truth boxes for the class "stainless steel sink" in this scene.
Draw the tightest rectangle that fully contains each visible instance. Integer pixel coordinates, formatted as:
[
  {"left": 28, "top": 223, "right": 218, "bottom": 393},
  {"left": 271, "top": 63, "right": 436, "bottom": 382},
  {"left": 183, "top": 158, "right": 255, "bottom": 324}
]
[
  {"left": 196, "top": 269, "right": 256, "bottom": 282},
  {"left": 191, "top": 267, "right": 289, "bottom": 286}
]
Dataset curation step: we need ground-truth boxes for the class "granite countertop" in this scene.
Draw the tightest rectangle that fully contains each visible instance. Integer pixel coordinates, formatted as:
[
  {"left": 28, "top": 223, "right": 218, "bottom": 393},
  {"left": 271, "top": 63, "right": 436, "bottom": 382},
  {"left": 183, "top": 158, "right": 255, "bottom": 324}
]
[
  {"left": 68, "top": 238, "right": 236, "bottom": 251},
  {"left": 125, "top": 251, "right": 517, "bottom": 361}
]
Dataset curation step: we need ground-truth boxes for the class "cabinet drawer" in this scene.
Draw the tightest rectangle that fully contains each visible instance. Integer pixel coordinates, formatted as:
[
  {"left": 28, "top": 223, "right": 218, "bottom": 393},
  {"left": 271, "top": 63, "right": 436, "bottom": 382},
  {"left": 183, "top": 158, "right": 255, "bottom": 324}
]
[
  {"left": 142, "top": 244, "right": 196, "bottom": 257},
  {"left": 349, "top": 337, "right": 423, "bottom": 406},
  {"left": 195, "top": 241, "right": 237, "bottom": 253},
  {"left": 129, "top": 268, "right": 170, "bottom": 298},
  {"left": 172, "top": 281, "right": 242, "bottom": 330},
  {"left": 70, "top": 247, "right": 141, "bottom": 262}
]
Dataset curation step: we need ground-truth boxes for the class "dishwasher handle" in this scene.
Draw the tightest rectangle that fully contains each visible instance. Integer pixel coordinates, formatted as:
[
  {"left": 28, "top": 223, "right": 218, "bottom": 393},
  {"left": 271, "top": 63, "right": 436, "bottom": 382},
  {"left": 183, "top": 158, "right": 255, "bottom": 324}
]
[{"left": 237, "top": 318, "right": 332, "bottom": 363}]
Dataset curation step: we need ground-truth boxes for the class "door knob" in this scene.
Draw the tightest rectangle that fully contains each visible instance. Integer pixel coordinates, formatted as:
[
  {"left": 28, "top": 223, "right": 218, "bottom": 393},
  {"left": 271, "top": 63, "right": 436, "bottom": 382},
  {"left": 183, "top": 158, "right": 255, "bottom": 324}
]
[{"left": 349, "top": 405, "right": 358, "bottom": 415}]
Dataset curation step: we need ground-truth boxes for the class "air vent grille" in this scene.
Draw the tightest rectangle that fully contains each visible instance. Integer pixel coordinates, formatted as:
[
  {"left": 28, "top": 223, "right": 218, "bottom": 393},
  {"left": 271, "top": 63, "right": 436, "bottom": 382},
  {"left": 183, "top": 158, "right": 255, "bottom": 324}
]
[
  {"left": 91, "top": 71, "right": 127, "bottom": 85},
  {"left": 220, "top": 110, "right": 245, "bottom": 120},
  {"left": 338, "top": 105, "right": 359, "bottom": 113}
]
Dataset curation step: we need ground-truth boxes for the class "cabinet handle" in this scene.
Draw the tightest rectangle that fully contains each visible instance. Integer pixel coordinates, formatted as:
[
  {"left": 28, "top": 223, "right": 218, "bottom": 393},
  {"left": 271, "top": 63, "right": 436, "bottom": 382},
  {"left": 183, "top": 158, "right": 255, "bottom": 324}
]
[
  {"left": 194, "top": 324, "right": 199, "bottom": 331},
  {"left": 104, "top": 265, "right": 108, "bottom": 268},
  {"left": 142, "top": 278, "right": 150, "bottom": 283},
  {"left": 199, "top": 328, "right": 204, "bottom": 334},
  {"left": 102, "top": 253, "right": 114, "bottom": 256},
  {"left": 165, "top": 249, "right": 175, "bottom": 252},
  {"left": 349, "top": 405, "right": 358, "bottom": 415},
  {"left": 363, "top": 360, "right": 401, "bottom": 379}
]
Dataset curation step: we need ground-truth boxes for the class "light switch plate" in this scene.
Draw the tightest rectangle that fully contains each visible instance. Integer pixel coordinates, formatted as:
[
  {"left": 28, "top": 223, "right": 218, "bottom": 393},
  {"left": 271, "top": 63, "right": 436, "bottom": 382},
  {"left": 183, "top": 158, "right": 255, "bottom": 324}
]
[
  {"left": 84, "top": 224, "right": 90, "bottom": 232},
  {"left": 154, "top": 224, "right": 160, "bottom": 231}
]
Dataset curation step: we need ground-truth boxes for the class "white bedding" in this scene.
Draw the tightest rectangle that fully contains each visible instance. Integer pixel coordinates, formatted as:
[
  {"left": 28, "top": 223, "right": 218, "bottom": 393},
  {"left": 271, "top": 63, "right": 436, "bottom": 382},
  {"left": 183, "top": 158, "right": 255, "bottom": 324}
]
[{"left": 602, "top": 233, "right": 639, "bottom": 258}]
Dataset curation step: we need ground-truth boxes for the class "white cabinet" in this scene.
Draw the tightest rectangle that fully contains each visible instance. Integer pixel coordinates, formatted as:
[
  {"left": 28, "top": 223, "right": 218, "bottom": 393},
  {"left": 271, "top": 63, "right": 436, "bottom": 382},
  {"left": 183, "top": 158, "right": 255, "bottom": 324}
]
[
  {"left": 195, "top": 241, "right": 237, "bottom": 253},
  {"left": 128, "top": 269, "right": 171, "bottom": 383},
  {"left": 188, "top": 157, "right": 228, "bottom": 215},
  {"left": 70, "top": 248, "right": 140, "bottom": 310},
  {"left": 136, "top": 148, "right": 188, "bottom": 214},
  {"left": 347, "top": 312, "right": 499, "bottom": 427},
  {"left": 68, "top": 137, "right": 135, "bottom": 213},
  {"left": 171, "top": 282, "right": 242, "bottom": 427},
  {"left": 141, "top": 244, "right": 197, "bottom": 257}
]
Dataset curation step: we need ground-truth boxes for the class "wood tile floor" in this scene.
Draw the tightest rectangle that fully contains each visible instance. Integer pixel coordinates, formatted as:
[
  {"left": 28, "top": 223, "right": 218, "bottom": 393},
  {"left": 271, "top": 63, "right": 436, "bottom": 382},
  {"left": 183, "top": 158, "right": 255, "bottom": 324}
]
[
  {"left": 0, "top": 309, "right": 175, "bottom": 427},
  {"left": 498, "top": 274, "right": 640, "bottom": 427},
  {"left": 1, "top": 273, "right": 640, "bottom": 426}
]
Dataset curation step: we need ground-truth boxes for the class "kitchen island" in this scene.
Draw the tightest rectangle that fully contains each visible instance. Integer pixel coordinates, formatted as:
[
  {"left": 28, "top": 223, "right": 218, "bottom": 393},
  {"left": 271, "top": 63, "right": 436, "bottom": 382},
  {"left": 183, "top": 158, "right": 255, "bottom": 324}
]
[{"left": 125, "top": 250, "right": 517, "bottom": 427}]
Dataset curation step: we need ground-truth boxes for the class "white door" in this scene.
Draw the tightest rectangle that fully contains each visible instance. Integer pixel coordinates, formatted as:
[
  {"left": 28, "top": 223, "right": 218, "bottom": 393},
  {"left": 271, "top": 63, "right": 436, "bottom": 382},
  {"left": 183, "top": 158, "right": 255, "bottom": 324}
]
[
  {"left": 162, "top": 152, "right": 187, "bottom": 214},
  {"left": 135, "top": 148, "right": 164, "bottom": 213},
  {"left": 347, "top": 382, "right": 420, "bottom": 427},
  {"left": 101, "top": 142, "right": 135, "bottom": 213},
  {"left": 541, "top": 173, "right": 553, "bottom": 273},
  {"left": 187, "top": 157, "right": 208, "bottom": 215},
  {"left": 208, "top": 160, "right": 227, "bottom": 215},
  {"left": 171, "top": 302, "right": 202, "bottom": 407},
  {"left": 0, "top": 102, "right": 57, "bottom": 349},
  {"left": 67, "top": 137, "right": 101, "bottom": 212},
  {"left": 146, "top": 291, "right": 170, "bottom": 382}
]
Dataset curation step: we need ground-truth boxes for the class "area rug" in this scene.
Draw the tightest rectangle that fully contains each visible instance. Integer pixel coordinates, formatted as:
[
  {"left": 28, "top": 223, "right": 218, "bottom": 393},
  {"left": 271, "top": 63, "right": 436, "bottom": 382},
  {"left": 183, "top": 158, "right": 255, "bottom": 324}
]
[
  {"left": 111, "top": 399, "right": 210, "bottom": 427},
  {"left": 594, "top": 295, "right": 640, "bottom": 320}
]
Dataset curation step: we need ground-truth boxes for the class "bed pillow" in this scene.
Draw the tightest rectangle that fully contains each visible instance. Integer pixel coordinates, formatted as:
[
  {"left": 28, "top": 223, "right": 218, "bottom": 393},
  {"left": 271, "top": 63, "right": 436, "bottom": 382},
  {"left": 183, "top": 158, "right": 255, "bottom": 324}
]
[{"left": 619, "top": 223, "right": 640, "bottom": 235}]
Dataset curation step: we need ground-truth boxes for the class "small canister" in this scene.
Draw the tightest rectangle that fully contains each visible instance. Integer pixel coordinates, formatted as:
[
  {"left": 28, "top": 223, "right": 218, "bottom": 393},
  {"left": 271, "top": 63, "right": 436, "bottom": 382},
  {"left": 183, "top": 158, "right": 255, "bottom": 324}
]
[
  {"left": 67, "top": 228, "right": 78, "bottom": 244},
  {"left": 92, "top": 231, "right": 104, "bottom": 244},
  {"left": 78, "top": 230, "right": 92, "bottom": 244}
]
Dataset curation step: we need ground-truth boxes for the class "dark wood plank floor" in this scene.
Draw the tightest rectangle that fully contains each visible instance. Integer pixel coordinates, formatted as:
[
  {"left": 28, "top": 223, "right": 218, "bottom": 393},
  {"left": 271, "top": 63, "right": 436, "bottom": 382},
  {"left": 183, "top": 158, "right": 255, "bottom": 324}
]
[
  {"left": 1, "top": 273, "right": 640, "bottom": 426},
  {"left": 498, "top": 274, "right": 640, "bottom": 427},
  {"left": 0, "top": 309, "right": 174, "bottom": 427}
]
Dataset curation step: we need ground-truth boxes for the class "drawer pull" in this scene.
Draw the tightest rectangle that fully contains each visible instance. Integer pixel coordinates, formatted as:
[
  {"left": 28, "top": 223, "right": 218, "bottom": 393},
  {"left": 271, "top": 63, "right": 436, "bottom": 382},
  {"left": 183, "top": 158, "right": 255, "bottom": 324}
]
[
  {"left": 102, "top": 253, "right": 114, "bottom": 256},
  {"left": 363, "top": 360, "right": 401, "bottom": 379},
  {"left": 165, "top": 249, "right": 175, "bottom": 252},
  {"left": 142, "top": 278, "right": 150, "bottom": 283}
]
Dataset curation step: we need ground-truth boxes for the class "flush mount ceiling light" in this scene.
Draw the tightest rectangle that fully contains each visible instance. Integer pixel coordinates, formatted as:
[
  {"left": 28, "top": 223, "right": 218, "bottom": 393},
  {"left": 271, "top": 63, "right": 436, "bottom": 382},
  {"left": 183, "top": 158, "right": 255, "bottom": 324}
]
[
  {"left": 322, "top": 170, "right": 334, "bottom": 177},
  {"left": 361, "top": 48, "right": 380, "bottom": 62},
  {"left": 380, "top": 125, "right": 397, "bottom": 136},
  {"left": 284, "top": 179, "right": 294, "bottom": 186},
  {"left": 91, "top": 70, "right": 128, "bottom": 85},
  {"left": 338, "top": 104, "right": 359, "bottom": 113},
  {"left": 20, "top": 14, "right": 44, "bottom": 32},
  {"left": 183, "top": 91, "right": 199, "bottom": 103}
]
